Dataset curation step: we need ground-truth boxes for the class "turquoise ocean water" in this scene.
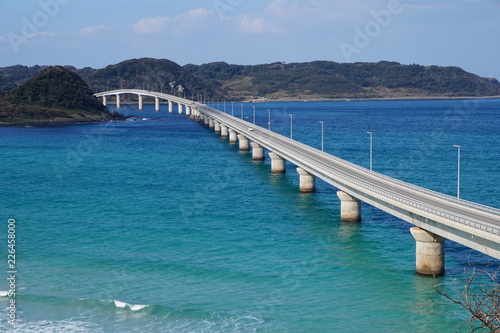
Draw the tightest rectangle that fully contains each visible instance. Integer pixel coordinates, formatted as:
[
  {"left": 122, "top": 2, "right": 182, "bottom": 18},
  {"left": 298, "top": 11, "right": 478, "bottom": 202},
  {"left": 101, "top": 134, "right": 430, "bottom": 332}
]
[{"left": 0, "top": 99, "right": 499, "bottom": 332}]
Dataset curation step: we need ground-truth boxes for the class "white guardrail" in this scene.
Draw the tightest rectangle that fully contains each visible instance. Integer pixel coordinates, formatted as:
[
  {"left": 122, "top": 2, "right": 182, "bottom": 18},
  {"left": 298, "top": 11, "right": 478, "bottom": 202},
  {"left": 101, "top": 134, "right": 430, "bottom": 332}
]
[
  {"left": 197, "top": 104, "right": 500, "bottom": 237},
  {"left": 92, "top": 92, "right": 500, "bottom": 237}
]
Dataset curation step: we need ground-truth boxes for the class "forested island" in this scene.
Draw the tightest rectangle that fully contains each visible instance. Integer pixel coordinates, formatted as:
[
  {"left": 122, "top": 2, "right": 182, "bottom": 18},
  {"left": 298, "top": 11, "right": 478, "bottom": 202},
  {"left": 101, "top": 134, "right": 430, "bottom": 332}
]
[
  {"left": 0, "top": 66, "right": 124, "bottom": 125},
  {"left": 1, "top": 58, "right": 499, "bottom": 124}
]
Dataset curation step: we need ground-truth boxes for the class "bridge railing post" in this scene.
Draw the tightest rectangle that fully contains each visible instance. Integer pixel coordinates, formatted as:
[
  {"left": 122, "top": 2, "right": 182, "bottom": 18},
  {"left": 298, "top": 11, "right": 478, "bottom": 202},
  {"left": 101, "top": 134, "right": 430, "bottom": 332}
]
[
  {"left": 220, "top": 124, "right": 228, "bottom": 138},
  {"left": 410, "top": 227, "right": 445, "bottom": 277},
  {"left": 297, "top": 168, "right": 315, "bottom": 193},
  {"left": 237, "top": 134, "right": 250, "bottom": 151},
  {"left": 228, "top": 129, "right": 238, "bottom": 143},
  {"left": 250, "top": 142, "right": 265, "bottom": 161},
  {"left": 214, "top": 120, "right": 221, "bottom": 133},
  {"left": 337, "top": 191, "right": 361, "bottom": 222},
  {"left": 269, "top": 152, "right": 286, "bottom": 174}
]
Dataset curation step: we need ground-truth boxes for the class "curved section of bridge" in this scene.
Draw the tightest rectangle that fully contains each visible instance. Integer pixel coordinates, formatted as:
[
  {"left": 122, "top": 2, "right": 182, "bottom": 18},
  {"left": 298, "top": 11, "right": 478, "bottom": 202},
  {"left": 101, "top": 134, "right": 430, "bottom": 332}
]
[
  {"left": 95, "top": 90, "right": 500, "bottom": 275},
  {"left": 95, "top": 89, "right": 195, "bottom": 114}
]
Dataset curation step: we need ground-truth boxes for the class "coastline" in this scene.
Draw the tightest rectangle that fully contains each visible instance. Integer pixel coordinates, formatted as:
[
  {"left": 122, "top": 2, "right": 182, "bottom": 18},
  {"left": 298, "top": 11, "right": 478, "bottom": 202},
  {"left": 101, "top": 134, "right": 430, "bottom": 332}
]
[
  {"left": 261, "top": 95, "right": 500, "bottom": 103},
  {"left": 0, "top": 114, "right": 126, "bottom": 127},
  {"left": 2, "top": 95, "right": 499, "bottom": 127}
]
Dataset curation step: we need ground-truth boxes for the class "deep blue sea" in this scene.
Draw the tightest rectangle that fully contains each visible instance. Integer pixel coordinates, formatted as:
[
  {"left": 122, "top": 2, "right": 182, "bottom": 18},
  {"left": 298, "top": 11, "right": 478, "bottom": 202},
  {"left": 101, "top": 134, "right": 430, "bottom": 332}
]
[{"left": 1, "top": 99, "right": 499, "bottom": 332}]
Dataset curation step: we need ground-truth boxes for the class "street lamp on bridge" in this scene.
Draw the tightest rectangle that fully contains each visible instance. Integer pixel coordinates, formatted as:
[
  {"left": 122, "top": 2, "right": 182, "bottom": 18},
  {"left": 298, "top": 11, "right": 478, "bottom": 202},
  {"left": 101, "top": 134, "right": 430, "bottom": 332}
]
[
  {"left": 367, "top": 131, "right": 373, "bottom": 171},
  {"left": 289, "top": 114, "right": 293, "bottom": 139},
  {"left": 453, "top": 145, "right": 461, "bottom": 199},
  {"left": 319, "top": 121, "right": 324, "bottom": 152},
  {"left": 267, "top": 109, "right": 271, "bottom": 131}
]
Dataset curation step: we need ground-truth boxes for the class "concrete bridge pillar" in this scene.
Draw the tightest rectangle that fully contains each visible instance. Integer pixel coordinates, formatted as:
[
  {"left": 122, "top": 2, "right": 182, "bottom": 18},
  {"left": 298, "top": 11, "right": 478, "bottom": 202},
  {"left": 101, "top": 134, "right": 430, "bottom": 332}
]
[
  {"left": 102, "top": 95, "right": 107, "bottom": 106},
  {"left": 336, "top": 191, "right": 361, "bottom": 222},
  {"left": 237, "top": 135, "right": 250, "bottom": 151},
  {"left": 186, "top": 106, "right": 191, "bottom": 116},
  {"left": 297, "top": 168, "right": 315, "bottom": 193},
  {"left": 138, "top": 95, "right": 143, "bottom": 110},
  {"left": 168, "top": 101, "right": 173, "bottom": 113},
  {"left": 209, "top": 118, "right": 215, "bottom": 129},
  {"left": 204, "top": 115, "right": 210, "bottom": 126},
  {"left": 228, "top": 129, "right": 238, "bottom": 143},
  {"left": 214, "top": 121, "right": 221, "bottom": 133},
  {"left": 410, "top": 227, "right": 445, "bottom": 276},
  {"left": 269, "top": 152, "right": 286, "bottom": 174},
  {"left": 250, "top": 142, "right": 265, "bottom": 161},
  {"left": 116, "top": 94, "right": 121, "bottom": 109},
  {"left": 178, "top": 104, "right": 183, "bottom": 114},
  {"left": 220, "top": 124, "right": 228, "bottom": 138},
  {"left": 155, "top": 97, "right": 160, "bottom": 111}
]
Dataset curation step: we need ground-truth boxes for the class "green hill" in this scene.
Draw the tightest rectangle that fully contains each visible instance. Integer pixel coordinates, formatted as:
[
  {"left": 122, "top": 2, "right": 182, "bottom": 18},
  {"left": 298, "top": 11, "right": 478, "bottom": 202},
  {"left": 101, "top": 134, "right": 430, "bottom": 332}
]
[
  {"left": 84, "top": 58, "right": 222, "bottom": 99},
  {"left": 0, "top": 66, "right": 123, "bottom": 125},
  {"left": 183, "top": 60, "right": 500, "bottom": 100},
  {"left": 0, "top": 65, "right": 47, "bottom": 92},
  {"left": 1, "top": 59, "right": 499, "bottom": 102}
]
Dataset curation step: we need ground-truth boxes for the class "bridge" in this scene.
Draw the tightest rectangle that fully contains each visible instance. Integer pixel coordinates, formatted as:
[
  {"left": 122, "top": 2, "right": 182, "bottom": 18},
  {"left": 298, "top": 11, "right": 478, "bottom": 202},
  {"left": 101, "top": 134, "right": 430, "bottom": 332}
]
[
  {"left": 94, "top": 89, "right": 195, "bottom": 114},
  {"left": 95, "top": 89, "right": 500, "bottom": 276}
]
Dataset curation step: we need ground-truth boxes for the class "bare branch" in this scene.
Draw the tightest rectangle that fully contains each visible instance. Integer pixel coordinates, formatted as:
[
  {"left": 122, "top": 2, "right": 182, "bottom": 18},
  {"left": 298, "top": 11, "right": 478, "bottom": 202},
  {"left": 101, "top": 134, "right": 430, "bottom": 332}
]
[{"left": 435, "top": 266, "right": 500, "bottom": 332}]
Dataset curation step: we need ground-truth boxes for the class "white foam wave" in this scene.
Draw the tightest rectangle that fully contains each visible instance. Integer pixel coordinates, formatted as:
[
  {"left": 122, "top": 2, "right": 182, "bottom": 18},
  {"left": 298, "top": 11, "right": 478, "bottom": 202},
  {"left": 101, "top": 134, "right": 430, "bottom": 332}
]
[
  {"left": 113, "top": 300, "right": 127, "bottom": 308},
  {"left": 0, "top": 291, "right": 9, "bottom": 297},
  {"left": 0, "top": 319, "right": 103, "bottom": 333},
  {"left": 113, "top": 300, "right": 149, "bottom": 311},
  {"left": 130, "top": 304, "right": 149, "bottom": 311}
]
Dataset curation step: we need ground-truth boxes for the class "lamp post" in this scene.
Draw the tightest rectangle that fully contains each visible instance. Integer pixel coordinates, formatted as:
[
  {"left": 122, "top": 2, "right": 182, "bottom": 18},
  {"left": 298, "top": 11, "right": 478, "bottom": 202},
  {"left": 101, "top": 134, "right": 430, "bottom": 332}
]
[
  {"left": 453, "top": 145, "right": 461, "bottom": 199},
  {"left": 252, "top": 106, "right": 256, "bottom": 125},
  {"left": 289, "top": 114, "right": 293, "bottom": 139},
  {"left": 319, "top": 121, "right": 324, "bottom": 152},
  {"left": 267, "top": 109, "right": 271, "bottom": 131},
  {"left": 231, "top": 102, "right": 234, "bottom": 116},
  {"left": 223, "top": 100, "right": 226, "bottom": 113},
  {"left": 240, "top": 104, "right": 243, "bottom": 120},
  {"left": 367, "top": 132, "right": 373, "bottom": 171}
]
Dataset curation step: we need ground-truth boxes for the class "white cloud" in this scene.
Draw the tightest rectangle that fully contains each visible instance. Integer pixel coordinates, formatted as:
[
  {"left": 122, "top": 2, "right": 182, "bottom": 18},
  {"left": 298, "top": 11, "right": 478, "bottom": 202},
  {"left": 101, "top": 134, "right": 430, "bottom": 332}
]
[
  {"left": 237, "top": 15, "right": 286, "bottom": 34},
  {"left": 133, "top": 9, "right": 217, "bottom": 35},
  {"left": 171, "top": 8, "right": 216, "bottom": 35},
  {"left": 238, "top": 16, "right": 266, "bottom": 34},
  {"left": 264, "top": 0, "right": 386, "bottom": 22},
  {"left": 179, "top": 8, "right": 213, "bottom": 20},
  {"left": 24, "top": 32, "right": 57, "bottom": 39},
  {"left": 265, "top": 0, "right": 301, "bottom": 20},
  {"left": 78, "top": 25, "right": 111, "bottom": 36},
  {"left": 133, "top": 17, "right": 170, "bottom": 34},
  {"left": 233, "top": 0, "right": 382, "bottom": 35}
]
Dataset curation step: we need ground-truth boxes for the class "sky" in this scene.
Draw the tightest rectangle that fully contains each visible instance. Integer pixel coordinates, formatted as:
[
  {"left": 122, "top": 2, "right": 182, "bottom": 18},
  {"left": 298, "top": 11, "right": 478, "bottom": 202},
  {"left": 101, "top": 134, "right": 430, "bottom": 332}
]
[{"left": 0, "top": 0, "right": 499, "bottom": 79}]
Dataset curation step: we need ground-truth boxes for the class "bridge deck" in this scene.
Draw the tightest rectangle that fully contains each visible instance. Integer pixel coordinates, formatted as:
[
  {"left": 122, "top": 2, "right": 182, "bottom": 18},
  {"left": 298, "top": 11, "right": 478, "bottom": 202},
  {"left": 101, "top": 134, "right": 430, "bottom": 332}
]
[
  {"left": 196, "top": 103, "right": 500, "bottom": 258},
  {"left": 93, "top": 90, "right": 500, "bottom": 259}
]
